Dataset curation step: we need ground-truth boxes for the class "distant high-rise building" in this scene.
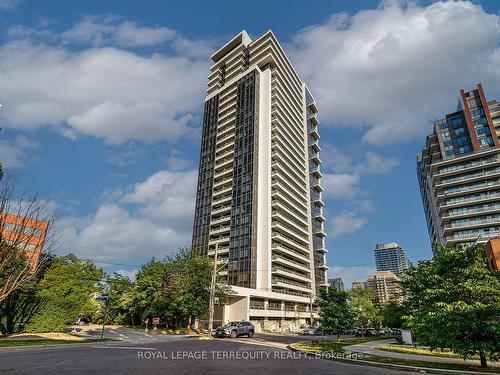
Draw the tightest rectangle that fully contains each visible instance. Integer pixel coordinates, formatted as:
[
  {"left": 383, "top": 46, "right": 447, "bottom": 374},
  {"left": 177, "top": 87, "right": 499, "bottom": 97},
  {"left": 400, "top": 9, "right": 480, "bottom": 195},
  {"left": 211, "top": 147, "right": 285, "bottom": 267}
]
[
  {"left": 417, "top": 84, "right": 500, "bottom": 251},
  {"left": 328, "top": 277, "right": 344, "bottom": 291},
  {"left": 366, "top": 271, "right": 402, "bottom": 306},
  {"left": 191, "top": 30, "right": 329, "bottom": 332},
  {"left": 374, "top": 242, "right": 411, "bottom": 276},
  {"left": 352, "top": 281, "right": 367, "bottom": 289}
]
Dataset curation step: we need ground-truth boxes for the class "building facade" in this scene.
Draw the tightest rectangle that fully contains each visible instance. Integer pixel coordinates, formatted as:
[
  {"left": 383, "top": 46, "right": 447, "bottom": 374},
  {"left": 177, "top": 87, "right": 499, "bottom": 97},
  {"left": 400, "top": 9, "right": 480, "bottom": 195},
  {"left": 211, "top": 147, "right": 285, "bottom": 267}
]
[
  {"left": 485, "top": 238, "right": 500, "bottom": 270},
  {"left": 366, "top": 271, "right": 401, "bottom": 307},
  {"left": 374, "top": 242, "right": 411, "bottom": 276},
  {"left": 191, "top": 30, "right": 329, "bottom": 332},
  {"left": 417, "top": 84, "right": 500, "bottom": 250},
  {"left": 328, "top": 277, "right": 344, "bottom": 291},
  {"left": 352, "top": 281, "right": 367, "bottom": 289},
  {"left": 0, "top": 212, "right": 48, "bottom": 269}
]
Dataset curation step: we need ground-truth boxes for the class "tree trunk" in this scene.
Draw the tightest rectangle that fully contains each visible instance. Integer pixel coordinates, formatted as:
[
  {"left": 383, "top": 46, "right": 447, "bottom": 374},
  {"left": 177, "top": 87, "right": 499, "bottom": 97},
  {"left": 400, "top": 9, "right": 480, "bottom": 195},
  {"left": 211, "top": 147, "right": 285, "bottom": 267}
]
[
  {"left": 187, "top": 314, "right": 192, "bottom": 329},
  {"left": 337, "top": 332, "right": 340, "bottom": 342},
  {"left": 480, "top": 352, "right": 487, "bottom": 368}
]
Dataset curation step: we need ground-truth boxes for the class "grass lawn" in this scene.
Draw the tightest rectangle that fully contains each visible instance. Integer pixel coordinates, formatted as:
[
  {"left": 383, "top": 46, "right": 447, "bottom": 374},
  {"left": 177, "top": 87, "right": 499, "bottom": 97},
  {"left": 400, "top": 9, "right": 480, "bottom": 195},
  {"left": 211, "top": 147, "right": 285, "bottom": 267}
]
[
  {"left": 376, "top": 344, "right": 480, "bottom": 360},
  {"left": 292, "top": 338, "right": 500, "bottom": 373},
  {"left": 366, "top": 355, "right": 500, "bottom": 373},
  {"left": 292, "top": 337, "right": 381, "bottom": 353},
  {"left": 0, "top": 338, "right": 114, "bottom": 348}
]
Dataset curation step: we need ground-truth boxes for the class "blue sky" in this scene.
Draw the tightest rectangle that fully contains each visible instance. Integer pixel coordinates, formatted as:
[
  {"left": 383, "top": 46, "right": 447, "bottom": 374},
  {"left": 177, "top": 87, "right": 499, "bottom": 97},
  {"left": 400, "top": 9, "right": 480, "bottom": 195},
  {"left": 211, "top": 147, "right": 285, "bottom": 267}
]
[{"left": 0, "top": 0, "right": 499, "bottom": 287}]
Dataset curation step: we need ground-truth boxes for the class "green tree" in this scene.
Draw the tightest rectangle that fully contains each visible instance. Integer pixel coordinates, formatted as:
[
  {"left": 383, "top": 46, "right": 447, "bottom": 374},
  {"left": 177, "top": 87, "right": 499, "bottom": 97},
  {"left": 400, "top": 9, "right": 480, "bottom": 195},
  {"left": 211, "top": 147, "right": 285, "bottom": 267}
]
[
  {"left": 316, "top": 286, "right": 356, "bottom": 341},
  {"left": 133, "top": 258, "right": 169, "bottom": 322},
  {"left": 402, "top": 244, "right": 500, "bottom": 368},
  {"left": 132, "top": 248, "right": 231, "bottom": 329},
  {"left": 27, "top": 254, "right": 104, "bottom": 332},
  {"left": 104, "top": 273, "right": 137, "bottom": 325},
  {"left": 349, "top": 287, "right": 379, "bottom": 334},
  {"left": 0, "top": 254, "right": 55, "bottom": 334},
  {"left": 380, "top": 301, "right": 405, "bottom": 328}
]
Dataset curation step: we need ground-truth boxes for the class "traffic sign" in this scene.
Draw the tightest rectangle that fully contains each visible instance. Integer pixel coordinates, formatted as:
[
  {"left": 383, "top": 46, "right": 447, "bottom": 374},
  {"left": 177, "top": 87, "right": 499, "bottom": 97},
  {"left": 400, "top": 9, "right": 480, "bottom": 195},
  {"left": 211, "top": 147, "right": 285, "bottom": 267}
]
[{"left": 152, "top": 317, "right": 160, "bottom": 325}]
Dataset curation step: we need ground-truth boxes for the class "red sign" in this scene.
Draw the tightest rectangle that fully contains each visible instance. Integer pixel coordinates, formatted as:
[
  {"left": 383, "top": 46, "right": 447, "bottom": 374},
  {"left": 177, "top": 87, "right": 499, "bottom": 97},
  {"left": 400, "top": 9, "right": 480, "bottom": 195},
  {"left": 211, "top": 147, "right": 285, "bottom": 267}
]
[{"left": 152, "top": 317, "right": 160, "bottom": 325}]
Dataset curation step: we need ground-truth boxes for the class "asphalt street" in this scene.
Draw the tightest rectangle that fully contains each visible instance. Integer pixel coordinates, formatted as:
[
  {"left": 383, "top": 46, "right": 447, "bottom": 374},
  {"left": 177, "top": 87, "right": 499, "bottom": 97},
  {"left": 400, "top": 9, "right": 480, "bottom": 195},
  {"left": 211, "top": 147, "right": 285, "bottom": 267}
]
[{"left": 0, "top": 334, "right": 407, "bottom": 375}]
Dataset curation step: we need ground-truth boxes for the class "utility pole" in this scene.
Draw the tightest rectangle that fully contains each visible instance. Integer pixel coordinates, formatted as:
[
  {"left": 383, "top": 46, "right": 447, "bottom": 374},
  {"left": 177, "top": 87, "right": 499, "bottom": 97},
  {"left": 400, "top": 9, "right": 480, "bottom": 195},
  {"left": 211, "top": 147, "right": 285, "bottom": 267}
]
[{"left": 208, "top": 243, "right": 218, "bottom": 338}]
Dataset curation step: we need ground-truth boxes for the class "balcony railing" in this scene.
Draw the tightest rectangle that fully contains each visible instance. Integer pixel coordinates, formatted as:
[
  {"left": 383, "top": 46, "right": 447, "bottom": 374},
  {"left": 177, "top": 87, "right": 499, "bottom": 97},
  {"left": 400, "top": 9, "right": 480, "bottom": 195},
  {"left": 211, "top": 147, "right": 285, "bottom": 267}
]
[
  {"left": 441, "top": 180, "right": 500, "bottom": 196},
  {"left": 272, "top": 266, "right": 310, "bottom": 279},
  {"left": 310, "top": 190, "right": 322, "bottom": 202},
  {"left": 440, "top": 167, "right": 500, "bottom": 185},
  {"left": 446, "top": 216, "right": 500, "bottom": 229},
  {"left": 437, "top": 156, "right": 500, "bottom": 175},
  {"left": 272, "top": 253, "right": 310, "bottom": 268},
  {"left": 444, "top": 191, "right": 500, "bottom": 206},
  {"left": 272, "top": 240, "right": 310, "bottom": 260},
  {"left": 444, "top": 204, "right": 500, "bottom": 218},
  {"left": 272, "top": 277, "right": 311, "bottom": 289}
]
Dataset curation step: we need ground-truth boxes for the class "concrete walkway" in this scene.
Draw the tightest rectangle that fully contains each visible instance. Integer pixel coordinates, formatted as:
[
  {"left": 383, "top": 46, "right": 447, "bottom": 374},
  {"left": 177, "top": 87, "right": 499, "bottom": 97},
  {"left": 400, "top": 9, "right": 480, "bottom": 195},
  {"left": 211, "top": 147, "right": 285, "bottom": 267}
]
[{"left": 344, "top": 339, "right": 499, "bottom": 367}]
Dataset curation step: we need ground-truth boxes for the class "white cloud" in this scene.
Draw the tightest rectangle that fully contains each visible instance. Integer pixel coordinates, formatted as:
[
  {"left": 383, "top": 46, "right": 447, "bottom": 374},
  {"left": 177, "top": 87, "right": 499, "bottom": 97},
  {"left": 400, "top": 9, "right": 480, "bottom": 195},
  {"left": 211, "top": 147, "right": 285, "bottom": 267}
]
[
  {"left": 0, "top": 140, "right": 24, "bottom": 167},
  {"left": 0, "top": 0, "right": 18, "bottom": 10},
  {"left": 0, "top": 134, "right": 40, "bottom": 168},
  {"left": 0, "top": 21, "right": 209, "bottom": 144},
  {"left": 107, "top": 146, "right": 143, "bottom": 167},
  {"left": 57, "top": 169, "right": 198, "bottom": 263},
  {"left": 61, "top": 16, "right": 176, "bottom": 47},
  {"left": 290, "top": 0, "right": 500, "bottom": 145},
  {"left": 322, "top": 173, "right": 360, "bottom": 199},
  {"left": 321, "top": 145, "right": 399, "bottom": 176},
  {"left": 166, "top": 149, "right": 194, "bottom": 171},
  {"left": 328, "top": 265, "right": 376, "bottom": 290},
  {"left": 363, "top": 152, "right": 399, "bottom": 175},
  {"left": 330, "top": 211, "right": 368, "bottom": 237}
]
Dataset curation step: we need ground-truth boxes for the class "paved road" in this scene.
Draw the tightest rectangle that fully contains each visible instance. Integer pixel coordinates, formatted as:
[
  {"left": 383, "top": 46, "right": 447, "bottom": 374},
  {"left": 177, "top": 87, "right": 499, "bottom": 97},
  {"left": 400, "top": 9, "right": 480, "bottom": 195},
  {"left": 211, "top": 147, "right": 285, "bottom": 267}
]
[{"left": 0, "top": 336, "right": 406, "bottom": 375}]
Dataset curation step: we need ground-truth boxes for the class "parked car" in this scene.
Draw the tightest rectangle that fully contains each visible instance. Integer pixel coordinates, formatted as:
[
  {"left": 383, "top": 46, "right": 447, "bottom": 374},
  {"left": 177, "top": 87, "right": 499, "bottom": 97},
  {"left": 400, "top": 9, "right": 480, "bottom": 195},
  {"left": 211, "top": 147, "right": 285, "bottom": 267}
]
[
  {"left": 378, "top": 327, "right": 393, "bottom": 336},
  {"left": 214, "top": 321, "right": 255, "bottom": 338},
  {"left": 355, "top": 328, "right": 377, "bottom": 337},
  {"left": 391, "top": 328, "right": 402, "bottom": 335},
  {"left": 301, "top": 327, "right": 324, "bottom": 336}
]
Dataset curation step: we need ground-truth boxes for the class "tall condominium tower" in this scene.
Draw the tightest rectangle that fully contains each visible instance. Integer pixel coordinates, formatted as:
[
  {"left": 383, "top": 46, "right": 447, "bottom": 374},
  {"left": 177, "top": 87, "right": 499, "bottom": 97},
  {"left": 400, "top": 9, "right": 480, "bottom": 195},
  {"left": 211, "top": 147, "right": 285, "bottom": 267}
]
[
  {"left": 418, "top": 84, "right": 500, "bottom": 250},
  {"left": 374, "top": 242, "right": 411, "bottom": 276},
  {"left": 328, "top": 277, "right": 345, "bottom": 292},
  {"left": 192, "top": 30, "right": 329, "bottom": 331},
  {"left": 366, "top": 271, "right": 402, "bottom": 307}
]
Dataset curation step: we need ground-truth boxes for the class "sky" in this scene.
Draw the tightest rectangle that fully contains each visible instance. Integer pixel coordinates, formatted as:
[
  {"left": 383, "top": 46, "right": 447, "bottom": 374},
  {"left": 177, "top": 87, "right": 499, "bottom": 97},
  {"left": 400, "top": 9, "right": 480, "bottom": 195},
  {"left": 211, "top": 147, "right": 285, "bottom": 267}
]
[{"left": 0, "top": 0, "right": 499, "bottom": 288}]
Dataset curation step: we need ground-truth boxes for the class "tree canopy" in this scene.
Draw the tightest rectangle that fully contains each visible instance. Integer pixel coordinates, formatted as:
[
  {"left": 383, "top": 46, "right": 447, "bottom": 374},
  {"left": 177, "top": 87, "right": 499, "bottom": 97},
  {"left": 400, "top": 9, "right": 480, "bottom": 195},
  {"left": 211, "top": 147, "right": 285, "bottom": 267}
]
[
  {"left": 349, "top": 287, "right": 379, "bottom": 329},
  {"left": 316, "top": 286, "right": 356, "bottom": 340},
  {"left": 27, "top": 254, "right": 104, "bottom": 332},
  {"left": 402, "top": 244, "right": 500, "bottom": 368}
]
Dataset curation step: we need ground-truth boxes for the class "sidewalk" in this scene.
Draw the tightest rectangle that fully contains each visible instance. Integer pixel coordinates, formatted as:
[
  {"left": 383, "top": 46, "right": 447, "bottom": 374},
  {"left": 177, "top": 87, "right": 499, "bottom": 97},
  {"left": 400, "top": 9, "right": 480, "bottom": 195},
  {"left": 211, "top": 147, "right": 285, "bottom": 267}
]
[{"left": 344, "top": 339, "right": 499, "bottom": 368}]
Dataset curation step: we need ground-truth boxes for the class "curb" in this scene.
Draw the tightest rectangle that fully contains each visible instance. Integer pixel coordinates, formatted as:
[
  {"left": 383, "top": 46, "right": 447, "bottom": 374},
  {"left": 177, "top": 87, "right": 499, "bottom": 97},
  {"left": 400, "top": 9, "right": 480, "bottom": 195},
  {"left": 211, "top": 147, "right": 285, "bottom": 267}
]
[
  {"left": 287, "top": 344, "right": 498, "bottom": 375},
  {"left": 0, "top": 340, "right": 117, "bottom": 352}
]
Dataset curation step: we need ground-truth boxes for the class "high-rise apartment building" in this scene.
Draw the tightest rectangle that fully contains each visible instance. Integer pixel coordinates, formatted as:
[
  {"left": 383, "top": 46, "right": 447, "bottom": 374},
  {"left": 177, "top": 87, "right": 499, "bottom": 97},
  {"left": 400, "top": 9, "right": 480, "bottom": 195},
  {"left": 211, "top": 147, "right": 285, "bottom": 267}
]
[
  {"left": 418, "top": 84, "right": 500, "bottom": 250},
  {"left": 352, "top": 281, "right": 367, "bottom": 289},
  {"left": 366, "top": 271, "right": 401, "bottom": 307},
  {"left": 374, "top": 242, "right": 411, "bottom": 276},
  {"left": 191, "top": 30, "right": 328, "bottom": 332},
  {"left": 328, "top": 277, "right": 344, "bottom": 292}
]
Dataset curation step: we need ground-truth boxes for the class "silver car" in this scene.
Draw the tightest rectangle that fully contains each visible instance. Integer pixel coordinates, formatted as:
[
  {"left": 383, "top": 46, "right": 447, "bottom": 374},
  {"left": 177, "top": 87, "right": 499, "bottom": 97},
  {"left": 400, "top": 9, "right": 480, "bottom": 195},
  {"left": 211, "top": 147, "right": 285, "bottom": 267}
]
[{"left": 214, "top": 321, "right": 255, "bottom": 338}]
